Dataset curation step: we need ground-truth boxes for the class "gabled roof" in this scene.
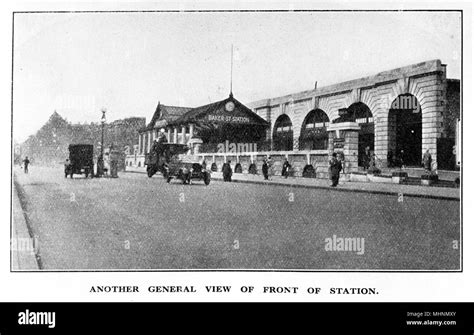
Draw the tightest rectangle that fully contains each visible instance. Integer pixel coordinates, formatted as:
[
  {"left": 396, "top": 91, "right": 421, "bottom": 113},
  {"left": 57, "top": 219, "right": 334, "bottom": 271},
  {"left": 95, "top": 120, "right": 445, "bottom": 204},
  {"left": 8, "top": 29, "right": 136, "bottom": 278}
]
[
  {"left": 162, "top": 105, "right": 193, "bottom": 121},
  {"left": 139, "top": 102, "right": 192, "bottom": 132},
  {"left": 168, "top": 94, "right": 269, "bottom": 127}
]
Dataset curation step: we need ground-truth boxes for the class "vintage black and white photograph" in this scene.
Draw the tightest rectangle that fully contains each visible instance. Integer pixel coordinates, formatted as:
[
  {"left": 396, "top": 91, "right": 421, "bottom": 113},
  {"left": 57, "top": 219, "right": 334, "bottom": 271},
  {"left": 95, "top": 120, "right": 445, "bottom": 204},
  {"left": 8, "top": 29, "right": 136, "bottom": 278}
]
[{"left": 11, "top": 10, "right": 461, "bottom": 271}]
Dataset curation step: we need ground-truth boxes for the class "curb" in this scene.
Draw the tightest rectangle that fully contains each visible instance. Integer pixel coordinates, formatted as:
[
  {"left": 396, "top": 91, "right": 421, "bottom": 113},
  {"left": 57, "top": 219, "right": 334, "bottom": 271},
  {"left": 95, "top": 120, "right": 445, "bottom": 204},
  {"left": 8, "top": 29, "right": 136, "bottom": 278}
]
[
  {"left": 122, "top": 170, "right": 460, "bottom": 201},
  {"left": 12, "top": 175, "right": 43, "bottom": 270},
  {"left": 213, "top": 177, "right": 460, "bottom": 201}
]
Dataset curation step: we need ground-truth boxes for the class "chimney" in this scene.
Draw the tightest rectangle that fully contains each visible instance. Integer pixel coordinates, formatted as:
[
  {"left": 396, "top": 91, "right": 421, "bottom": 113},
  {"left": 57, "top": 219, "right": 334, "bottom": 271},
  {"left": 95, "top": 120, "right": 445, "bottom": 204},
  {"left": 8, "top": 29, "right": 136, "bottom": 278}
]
[{"left": 314, "top": 81, "right": 318, "bottom": 90}]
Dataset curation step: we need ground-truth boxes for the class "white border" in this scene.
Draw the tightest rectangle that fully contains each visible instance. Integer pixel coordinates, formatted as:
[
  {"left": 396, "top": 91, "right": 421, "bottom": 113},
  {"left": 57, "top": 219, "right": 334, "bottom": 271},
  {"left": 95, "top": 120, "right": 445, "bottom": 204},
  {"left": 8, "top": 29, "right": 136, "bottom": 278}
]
[{"left": 1, "top": 1, "right": 472, "bottom": 302}]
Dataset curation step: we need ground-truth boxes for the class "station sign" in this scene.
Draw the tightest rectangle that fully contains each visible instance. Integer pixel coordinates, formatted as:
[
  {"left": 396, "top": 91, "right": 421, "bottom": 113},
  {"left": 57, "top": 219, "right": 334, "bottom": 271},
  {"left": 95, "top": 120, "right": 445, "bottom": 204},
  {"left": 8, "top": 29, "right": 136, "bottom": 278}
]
[{"left": 206, "top": 114, "right": 251, "bottom": 124}]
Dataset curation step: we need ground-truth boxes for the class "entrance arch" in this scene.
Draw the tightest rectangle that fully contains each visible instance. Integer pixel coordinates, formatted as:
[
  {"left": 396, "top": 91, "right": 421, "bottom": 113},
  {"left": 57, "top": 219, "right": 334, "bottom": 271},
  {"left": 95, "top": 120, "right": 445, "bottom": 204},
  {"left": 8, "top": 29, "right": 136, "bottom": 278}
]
[
  {"left": 346, "top": 102, "right": 374, "bottom": 166},
  {"left": 273, "top": 114, "right": 293, "bottom": 151},
  {"left": 299, "top": 109, "right": 330, "bottom": 150},
  {"left": 388, "top": 94, "right": 422, "bottom": 167}
]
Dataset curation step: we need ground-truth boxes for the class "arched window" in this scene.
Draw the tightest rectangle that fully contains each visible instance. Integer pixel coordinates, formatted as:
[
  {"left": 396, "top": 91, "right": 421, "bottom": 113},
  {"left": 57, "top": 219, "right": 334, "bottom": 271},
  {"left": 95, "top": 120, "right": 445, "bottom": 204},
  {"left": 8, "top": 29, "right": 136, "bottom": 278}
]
[
  {"left": 351, "top": 102, "right": 374, "bottom": 124},
  {"left": 273, "top": 114, "right": 293, "bottom": 151},
  {"left": 299, "top": 109, "right": 330, "bottom": 150},
  {"left": 388, "top": 94, "right": 422, "bottom": 167}
]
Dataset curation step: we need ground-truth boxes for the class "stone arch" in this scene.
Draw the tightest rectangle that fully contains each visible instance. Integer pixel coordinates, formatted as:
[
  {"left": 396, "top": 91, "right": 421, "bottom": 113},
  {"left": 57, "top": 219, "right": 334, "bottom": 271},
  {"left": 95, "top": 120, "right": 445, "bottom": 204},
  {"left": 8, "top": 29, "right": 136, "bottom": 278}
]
[
  {"left": 341, "top": 88, "right": 380, "bottom": 118},
  {"left": 384, "top": 75, "right": 444, "bottom": 165},
  {"left": 385, "top": 77, "right": 416, "bottom": 111},
  {"left": 360, "top": 89, "right": 380, "bottom": 117},
  {"left": 318, "top": 95, "right": 347, "bottom": 122},
  {"left": 299, "top": 109, "right": 330, "bottom": 150},
  {"left": 343, "top": 88, "right": 361, "bottom": 108},
  {"left": 272, "top": 114, "right": 293, "bottom": 151}
]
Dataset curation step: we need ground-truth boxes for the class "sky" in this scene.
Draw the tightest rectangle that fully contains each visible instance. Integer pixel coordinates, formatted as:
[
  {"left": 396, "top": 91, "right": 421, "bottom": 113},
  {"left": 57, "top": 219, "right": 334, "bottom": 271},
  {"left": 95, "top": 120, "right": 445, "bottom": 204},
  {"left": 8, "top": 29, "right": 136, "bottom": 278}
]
[{"left": 13, "top": 11, "right": 461, "bottom": 142}]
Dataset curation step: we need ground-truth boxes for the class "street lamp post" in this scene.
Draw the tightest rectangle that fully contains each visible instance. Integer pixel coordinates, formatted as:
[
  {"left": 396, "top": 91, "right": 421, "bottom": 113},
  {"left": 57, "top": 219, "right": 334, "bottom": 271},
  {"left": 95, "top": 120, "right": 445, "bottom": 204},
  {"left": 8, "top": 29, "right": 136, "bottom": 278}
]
[{"left": 97, "top": 109, "right": 107, "bottom": 177}]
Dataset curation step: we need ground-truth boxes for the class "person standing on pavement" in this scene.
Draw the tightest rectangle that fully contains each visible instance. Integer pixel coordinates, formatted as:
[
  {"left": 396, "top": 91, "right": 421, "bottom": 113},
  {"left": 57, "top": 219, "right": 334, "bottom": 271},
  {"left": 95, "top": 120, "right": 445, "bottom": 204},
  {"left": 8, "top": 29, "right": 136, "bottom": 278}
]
[
  {"left": 369, "top": 151, "right": 376, "bottom": 170},
  {"left": 363, "top": 146, "right": 370, "bottom": 170},
  {"left": 222, "top": 160, "right": 233, "bottom": 182},
  {"left": 399, "top": 149, "right": 405, "bottom": 169},
  {"left": 329, "top": 152, "right": 342, "bottom": 187},
  {"left": 281, "top": 158, "right": 291, "bottom": 178},
  {"left": 262, "top": 159, "right": 269, "bottom": 180},
  {"left": 422, "top": 149, "right": 432, "bottom": 172},
  {"left": 22, "top": 156, "right": 30, "bottom": 174},
  {"left": 267, "top": 156, "right": 273, "bottom": 180}
]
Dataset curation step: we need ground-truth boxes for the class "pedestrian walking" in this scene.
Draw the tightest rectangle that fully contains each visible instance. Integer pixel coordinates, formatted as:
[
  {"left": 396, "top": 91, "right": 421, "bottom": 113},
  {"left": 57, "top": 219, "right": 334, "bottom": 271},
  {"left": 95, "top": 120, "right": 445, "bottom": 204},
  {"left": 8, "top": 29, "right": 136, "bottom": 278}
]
[
  {"left": 222, "top": 160, "right": 233, "bottom": 182},
  {"left": 281, "top": 158, "right": 291, "bottom": 178},
  {"left": 262, "top": 159, "right": 269, "bottom": 180},
  {"left": 64, "top": 158, "right": 71, "bottom": 178},
  {"left": 329, "top": 153, "right": 342, "bottom": 187},
  {"left": 422, "top": 149, "right": 432, "bottom": 172},
  {"left": 22, "top": 156, "right": 30, "bottom": 174}
]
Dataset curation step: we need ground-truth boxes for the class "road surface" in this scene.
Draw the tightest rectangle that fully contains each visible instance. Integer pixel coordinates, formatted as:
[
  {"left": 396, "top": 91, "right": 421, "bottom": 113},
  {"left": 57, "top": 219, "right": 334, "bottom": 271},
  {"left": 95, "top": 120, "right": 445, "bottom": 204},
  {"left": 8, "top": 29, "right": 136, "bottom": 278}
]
[{"left": 13, "top": 166, "right": 460, "bottom": 270}]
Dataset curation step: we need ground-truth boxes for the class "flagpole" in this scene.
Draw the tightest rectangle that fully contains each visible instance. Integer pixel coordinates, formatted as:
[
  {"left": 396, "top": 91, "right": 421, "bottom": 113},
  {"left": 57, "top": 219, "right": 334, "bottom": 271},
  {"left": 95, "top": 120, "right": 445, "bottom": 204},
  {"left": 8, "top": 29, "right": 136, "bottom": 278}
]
[{"left": 230, "top": 44, "right": 233, "bottom": 96}]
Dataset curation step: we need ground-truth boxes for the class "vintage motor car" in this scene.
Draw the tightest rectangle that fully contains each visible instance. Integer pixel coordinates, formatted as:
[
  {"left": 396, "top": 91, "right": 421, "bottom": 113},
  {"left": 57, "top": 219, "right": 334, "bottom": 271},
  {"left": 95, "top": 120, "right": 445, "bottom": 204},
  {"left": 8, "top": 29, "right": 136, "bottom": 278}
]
[
  {"left": 145, "top": 143, "right": 211, "bottom": 185},
  {"left": 65, "top": 144, "right": 94, "bottom": 178}
]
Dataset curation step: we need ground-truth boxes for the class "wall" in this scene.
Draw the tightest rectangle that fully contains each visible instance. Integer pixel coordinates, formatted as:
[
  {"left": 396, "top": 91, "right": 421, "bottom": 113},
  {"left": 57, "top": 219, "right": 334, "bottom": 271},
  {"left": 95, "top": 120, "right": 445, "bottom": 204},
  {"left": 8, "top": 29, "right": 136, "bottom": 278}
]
[{"left": 125, "top": 151, "right": 330, "bottom": 177}]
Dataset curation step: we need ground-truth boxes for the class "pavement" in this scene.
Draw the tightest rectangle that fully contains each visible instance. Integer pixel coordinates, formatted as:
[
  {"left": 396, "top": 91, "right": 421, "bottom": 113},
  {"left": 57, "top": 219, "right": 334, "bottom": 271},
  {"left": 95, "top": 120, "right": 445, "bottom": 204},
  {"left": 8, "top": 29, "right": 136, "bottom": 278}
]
[
  {"left": 11, "top": 178, "right": 40, "bottom": 270},
  {"left": 127, "top": 167, "right": 460, "bottom": 200},
  {"left": 211, "top": 172, "right": 460, "bottom": 201},
  {"left": 12, "top": 166, "right": 460, "bottom": 270}
]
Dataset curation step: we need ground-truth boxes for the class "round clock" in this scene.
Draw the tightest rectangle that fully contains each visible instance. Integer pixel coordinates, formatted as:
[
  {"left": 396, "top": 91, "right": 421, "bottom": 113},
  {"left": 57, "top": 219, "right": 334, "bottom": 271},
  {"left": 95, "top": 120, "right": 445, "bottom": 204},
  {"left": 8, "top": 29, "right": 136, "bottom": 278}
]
[{"left": 225, "top": 101, "right": 235, "bottom": 112}]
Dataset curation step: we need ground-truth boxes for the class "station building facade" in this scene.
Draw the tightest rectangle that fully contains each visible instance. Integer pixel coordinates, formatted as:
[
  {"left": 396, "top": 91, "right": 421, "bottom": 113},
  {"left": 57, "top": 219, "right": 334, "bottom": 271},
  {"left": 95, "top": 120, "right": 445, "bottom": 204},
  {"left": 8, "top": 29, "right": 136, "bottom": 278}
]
[{"left": 126, "top": 59, "right": 460, "bottom": 177}]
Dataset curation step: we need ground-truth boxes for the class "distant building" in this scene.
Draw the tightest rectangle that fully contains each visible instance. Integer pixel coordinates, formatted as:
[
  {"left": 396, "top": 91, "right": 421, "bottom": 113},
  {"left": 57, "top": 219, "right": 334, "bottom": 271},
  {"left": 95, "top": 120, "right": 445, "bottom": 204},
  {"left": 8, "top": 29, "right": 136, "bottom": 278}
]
[{"left": 21, "top": 112, "right": 146, "bottom": 169}]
